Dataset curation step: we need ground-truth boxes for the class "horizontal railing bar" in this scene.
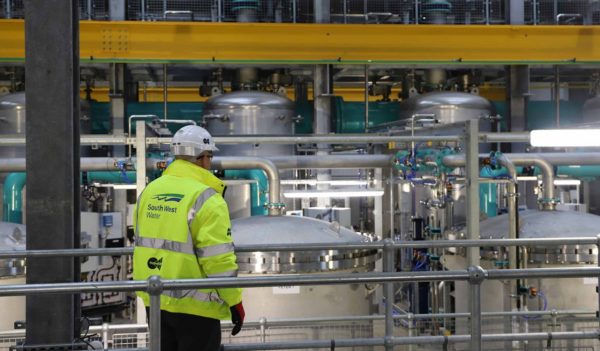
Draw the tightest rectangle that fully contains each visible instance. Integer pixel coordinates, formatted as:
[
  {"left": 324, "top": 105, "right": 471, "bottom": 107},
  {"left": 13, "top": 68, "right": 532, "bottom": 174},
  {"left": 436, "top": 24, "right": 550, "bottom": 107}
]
[
  {"left": 0, "top": 267, "right": 599, "bottom": 296},
  {"left": 1, "top": 237, "right": 597, "bottom": 259}
]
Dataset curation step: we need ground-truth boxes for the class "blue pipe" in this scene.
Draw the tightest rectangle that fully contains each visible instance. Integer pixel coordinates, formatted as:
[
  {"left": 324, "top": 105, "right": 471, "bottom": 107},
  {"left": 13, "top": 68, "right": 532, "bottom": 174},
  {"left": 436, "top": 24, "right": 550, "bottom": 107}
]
[
  {"left": 225, "top": 169, "right": 268, "bottom": 216},
  {"left": 3, "top": 172, "right": 26, "bottom": 224}
]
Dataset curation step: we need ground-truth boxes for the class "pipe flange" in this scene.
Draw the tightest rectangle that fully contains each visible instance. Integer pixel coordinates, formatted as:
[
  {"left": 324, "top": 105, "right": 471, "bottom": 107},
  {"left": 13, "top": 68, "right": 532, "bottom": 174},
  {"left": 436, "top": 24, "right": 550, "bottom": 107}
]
[
  {"left": 265, "top": 202, "right": 286, "bottom": 209},
  {"left": 147, "top": 275, "right": 164, "bottom": 296},
  {"left": 538, "top": 197, "right": 560, "bottom": 204},
  {"left": 467, "top": 265, "right": 487, "bottom": 285}
]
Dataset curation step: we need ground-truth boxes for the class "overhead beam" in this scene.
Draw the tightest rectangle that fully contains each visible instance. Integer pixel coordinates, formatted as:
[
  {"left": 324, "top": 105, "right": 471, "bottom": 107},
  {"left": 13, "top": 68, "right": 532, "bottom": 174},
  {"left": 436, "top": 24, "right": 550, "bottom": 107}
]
[{"left": 1, "top": 20, "right": 600, "bottom": 64}]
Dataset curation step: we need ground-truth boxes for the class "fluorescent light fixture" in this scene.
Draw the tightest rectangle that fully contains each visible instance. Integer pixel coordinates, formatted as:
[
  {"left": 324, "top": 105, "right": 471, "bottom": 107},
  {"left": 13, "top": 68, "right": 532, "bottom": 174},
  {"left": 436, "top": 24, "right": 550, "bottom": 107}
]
[
  {"left": 282, "top": 189, "right": 384, "bottom": 198},
  {"left": 111, "top": 184, "right": 138, "bottom": 190},
  {"left": 516, "top": 176, "right": 538, "bottom": 181},
  {"left": 553, "top": 179, "right": 581, "bottom": 186},
  {"left": 530, "top": 129, "right": 600, "bottom": 147},
  {"left": 280, "top": 180, "right": 369, "bottom": 186}
]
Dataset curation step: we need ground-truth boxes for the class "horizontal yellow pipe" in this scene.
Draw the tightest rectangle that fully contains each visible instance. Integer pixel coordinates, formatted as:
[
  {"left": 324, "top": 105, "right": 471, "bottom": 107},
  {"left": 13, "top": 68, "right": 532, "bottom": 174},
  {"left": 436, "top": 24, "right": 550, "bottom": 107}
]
[{"left": 2, "top": 20, "right": 600, "bottom": 64}]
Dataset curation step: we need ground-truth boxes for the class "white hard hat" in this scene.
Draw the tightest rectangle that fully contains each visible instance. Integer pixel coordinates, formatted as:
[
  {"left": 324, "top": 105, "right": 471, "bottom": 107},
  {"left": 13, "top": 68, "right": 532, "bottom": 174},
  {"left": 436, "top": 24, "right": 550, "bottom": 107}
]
[{"left": 170, "top": 125, "right": 219, "bottom": 157}]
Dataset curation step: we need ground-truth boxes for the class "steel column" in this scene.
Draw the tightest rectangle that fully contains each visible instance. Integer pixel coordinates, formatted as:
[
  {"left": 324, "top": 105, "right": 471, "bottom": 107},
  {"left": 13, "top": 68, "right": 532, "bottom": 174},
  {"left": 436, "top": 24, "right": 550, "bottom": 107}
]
[
  {"left": 136, "top": 120, "right": 147, "bottom": 197},
  {"left": 465, "top": 120, "right": 480, "bottom": 266},
  {"left": 24, "top": 0, "right": 80, "bottom": 345}
]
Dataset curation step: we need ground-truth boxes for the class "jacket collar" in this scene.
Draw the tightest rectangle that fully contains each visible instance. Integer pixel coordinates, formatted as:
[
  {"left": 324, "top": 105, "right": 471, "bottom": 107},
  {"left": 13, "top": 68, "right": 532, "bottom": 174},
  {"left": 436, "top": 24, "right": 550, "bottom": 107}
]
[{"left": 163, "top": 159, "right": 226, "bottom": 196}]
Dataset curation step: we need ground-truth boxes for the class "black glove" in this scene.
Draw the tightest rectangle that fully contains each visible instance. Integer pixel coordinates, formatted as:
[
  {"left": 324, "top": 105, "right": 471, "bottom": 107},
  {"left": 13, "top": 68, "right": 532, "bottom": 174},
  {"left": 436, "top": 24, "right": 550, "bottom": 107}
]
[{"left": 230, "top": 302, "right": 245, "bottom": 336}]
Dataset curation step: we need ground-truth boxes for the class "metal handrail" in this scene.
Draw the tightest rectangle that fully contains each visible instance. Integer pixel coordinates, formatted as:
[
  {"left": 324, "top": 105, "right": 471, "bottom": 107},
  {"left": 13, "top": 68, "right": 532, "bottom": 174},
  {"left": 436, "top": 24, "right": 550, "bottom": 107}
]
[
  {"left": 1, "top": 236, "right": 598, "bottom": 259},
  {"left": 2, "top": 237, "right": 599, "bottom": 351}
]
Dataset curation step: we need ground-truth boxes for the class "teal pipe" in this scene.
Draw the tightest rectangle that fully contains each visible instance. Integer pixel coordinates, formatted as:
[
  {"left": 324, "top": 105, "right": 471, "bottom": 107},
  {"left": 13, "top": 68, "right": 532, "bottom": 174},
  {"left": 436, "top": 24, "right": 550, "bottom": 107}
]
[
  {"left": 225, "top": 169, "right": 268, "bottom": 216},
  {"left": 3, "top": 172, "right": 26, "bottom": 224},
  {"left": 479, "top": 168, "right": 498, "bottom": 218},
  {"left": 82, "top": 171, "right": 136, "bottom": 184},
  {"left": 557, "top": 166, "right": 600, "bottom": 180},
  {"left": 2, "top": 171, "right": 136, "bottom": 224}
]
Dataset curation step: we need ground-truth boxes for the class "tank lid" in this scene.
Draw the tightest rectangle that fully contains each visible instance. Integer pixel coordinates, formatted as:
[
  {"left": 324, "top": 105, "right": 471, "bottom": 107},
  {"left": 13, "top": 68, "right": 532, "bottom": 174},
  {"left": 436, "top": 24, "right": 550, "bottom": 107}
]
[
  {"left": 477, "top": 210, "right": 600, "bottom": 264},
  {"left": 479, "top": 210, "right": 600, "bottom": 239},
  {"left": 402, "top": 91, "right": 492, "bottom": 111},
  {"left": 0, "top": 92, "right": 26, "bottom": 110},
  {"left": 232, "top": 216, "right": 379, "bottom": 274},
  {"left": 204, "top": 91, "right": 294, "bottom": 110}
]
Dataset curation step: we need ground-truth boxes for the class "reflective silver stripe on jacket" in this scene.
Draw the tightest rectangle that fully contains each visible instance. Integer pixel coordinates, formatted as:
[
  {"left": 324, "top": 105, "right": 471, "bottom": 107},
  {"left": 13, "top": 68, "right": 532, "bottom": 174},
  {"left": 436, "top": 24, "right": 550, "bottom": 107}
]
[
  {"left": 206, "top": 269, "right": 238, "bottom": 278},
  {"left": 135, "top": 236, "right": 195, "bottom": 256},
  {"left": 195, "top": 242, "right": 235, "bottom": 258},
  {"left": 163, "top": 289, "right": 225, "bottom": 304},
  {"left": 187, "top": 188, "right": 217, "bottom": 226}
]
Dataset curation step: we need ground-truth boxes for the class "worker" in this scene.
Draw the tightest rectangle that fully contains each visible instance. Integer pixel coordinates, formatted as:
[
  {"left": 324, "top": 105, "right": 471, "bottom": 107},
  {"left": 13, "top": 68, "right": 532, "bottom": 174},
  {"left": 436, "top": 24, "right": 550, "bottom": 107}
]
[{"left": 133, "top": 125, "right": 244, "bottom": 351}]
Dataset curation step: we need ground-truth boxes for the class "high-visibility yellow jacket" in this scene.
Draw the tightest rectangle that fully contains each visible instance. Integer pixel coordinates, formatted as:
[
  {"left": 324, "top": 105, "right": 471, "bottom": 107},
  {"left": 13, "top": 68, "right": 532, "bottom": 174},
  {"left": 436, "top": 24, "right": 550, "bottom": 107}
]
[{"left": 133, "top": 159, "right": 242, "bottom": 320}]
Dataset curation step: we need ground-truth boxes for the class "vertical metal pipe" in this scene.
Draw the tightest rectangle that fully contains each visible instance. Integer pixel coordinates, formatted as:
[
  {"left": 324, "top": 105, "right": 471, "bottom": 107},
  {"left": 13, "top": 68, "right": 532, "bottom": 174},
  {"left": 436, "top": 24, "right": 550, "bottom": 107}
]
[
  {"left": 389, "top": 167, "right": 395, "bottom": 239},
  {"left": 533, "top": 0, "right": 537, "bottom": 25},
  {"left": 383, "top": 239, "right": 395, "bottom": 351},
  {"left": 136, "top": 121, "right": 147, "bottom": 197},
  {"left": 485, "top": 0, "right": 490, "bottom": 24},
  {"left": 465, "top": 120, "right": 480, "bottom": 266},
  {"left": 218, "top": 0, "right": 222, "bottom": 22},
  {"left": 292, "top": 0, "right": 296, "bottom": 22},
  {"left": 554, "top": 66, "right": 560, "bottom": 127},
  {"left": 5, "top": 0, "right": 11, "bottom": 19},
  {"left": 364, "top": 65, "right": 369, "bottom": 131},
  {"left": 343, "top": 0, "right": 347, "bottom": 23},
  {"left": 148, "top": 276, "right": 162, "bottom": 351},
  {"left": 141, "top": 0, "right": 146, "bottom": 20},
  {"left": 553, "top": 0, "right": 558, "bottom": 23},
  {"left": 87, "top": 0, "right": 92, "bottom": 19},
  {"left": 415, "top": 0, "right": 419, "bottom": 24},
  {"left": 163, "top": 0, "right": 167, "bottom": 17},
  {"left": 163, "top": 64, "right": 168, "bottom": 120}
]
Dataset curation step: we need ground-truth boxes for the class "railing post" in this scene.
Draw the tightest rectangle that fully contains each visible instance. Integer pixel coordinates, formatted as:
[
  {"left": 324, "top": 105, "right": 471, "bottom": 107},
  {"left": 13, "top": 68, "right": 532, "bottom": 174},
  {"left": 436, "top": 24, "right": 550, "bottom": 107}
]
[
  {"left": 597, "top": 234, "right": 600, "bottom": 330},
  {"left": 383, "top": 238, "right": 395, "bottom": 351},
  {"left": 468, "top": 265, "right": 486, "bottom": 351},
  {"left": 102, "top": 322, "right": 110, "bottom": 349},
  {"left": 259, "top": 317, "right": 267, "bottom": 343},
  {"left": 148, "top": 275, "right": 163, "bottom": 351}
]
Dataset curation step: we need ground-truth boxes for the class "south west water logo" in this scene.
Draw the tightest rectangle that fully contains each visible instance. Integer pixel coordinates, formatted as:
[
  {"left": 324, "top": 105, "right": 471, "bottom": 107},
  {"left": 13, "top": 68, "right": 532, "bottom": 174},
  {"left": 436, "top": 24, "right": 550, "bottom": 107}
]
[
  {"left": 147, "top": 257, "right": 163, "bottom": 270},
  {"left": 152, "top": 193, "right": 184, "bottom": 202}
]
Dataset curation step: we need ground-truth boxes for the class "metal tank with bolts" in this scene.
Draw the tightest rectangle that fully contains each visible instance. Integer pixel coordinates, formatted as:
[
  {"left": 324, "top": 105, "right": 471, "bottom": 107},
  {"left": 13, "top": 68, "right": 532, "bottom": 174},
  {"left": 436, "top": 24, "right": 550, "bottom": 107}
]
[
  {"left": 0, "top": 93, "right": 91, "bottom": 220},
  {"left": 203, "top": 91, "right": 297, "bottom": 215},
  {"left": 443, "top": 210, "right": 600, "bottom": 350},
  {"left": 228, "top": 215, "right": 380, "bottom": 344},
  {"left": 0, "top": 92, "right": 26, "bottom": 159},
  {"left": 582, "top": 93, "right": 600, "bottom": 124},
  {"left": 0, "top": 221, "right": 26, "bottom": 331},
  {"left": 202, "top": 91, "right": 296, "bottom": 157},
  {"left": 398, "top": 91, "right": 493, "bottom": 124}
]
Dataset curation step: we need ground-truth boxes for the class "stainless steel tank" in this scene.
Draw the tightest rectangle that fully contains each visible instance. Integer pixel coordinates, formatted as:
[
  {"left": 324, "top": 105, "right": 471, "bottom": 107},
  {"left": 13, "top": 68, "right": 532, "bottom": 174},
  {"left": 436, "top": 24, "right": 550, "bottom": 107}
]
[
  {"left": 582, "top": 94, "right": 600, "bottom": 124},
  {"left": 398, "top": 91, "right": 493, "bottom": 123},
  {"left": 0, "top": 92, "right": 26, "bottom": 158},
  {"left": 232, "top": 215, "right": 379, "bottom": 320},
  {"left": 203, "top": 91, "right": 295, "bottom": 157},
  {"left": 0, "top": 221, "right": 26, "bottom": 331},
  {"left": 445, "top": 210, "right": 600, "bottom": 350}
]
